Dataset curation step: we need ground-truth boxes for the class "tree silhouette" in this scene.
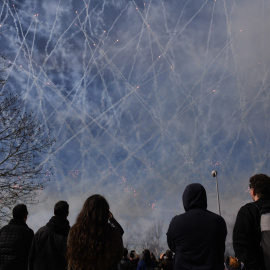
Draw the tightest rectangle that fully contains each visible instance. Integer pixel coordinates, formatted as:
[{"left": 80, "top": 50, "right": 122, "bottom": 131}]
[{"left": 0, "top": 54, "right": 54, "bottom": 225}]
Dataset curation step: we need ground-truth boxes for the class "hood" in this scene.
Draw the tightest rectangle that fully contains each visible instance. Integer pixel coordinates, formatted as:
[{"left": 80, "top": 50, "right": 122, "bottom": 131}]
[
  {"left": 46, "top": 216, "right": 70, "bottom": 236},
  {"left": 182, "top": 183, "right": 207, "bottom": 211}
]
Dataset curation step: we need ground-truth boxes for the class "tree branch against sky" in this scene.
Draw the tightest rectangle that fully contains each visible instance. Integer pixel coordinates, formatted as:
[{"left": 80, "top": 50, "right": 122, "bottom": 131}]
[{"left": 0, "top": 54, "right": 55, "bottom": 225}]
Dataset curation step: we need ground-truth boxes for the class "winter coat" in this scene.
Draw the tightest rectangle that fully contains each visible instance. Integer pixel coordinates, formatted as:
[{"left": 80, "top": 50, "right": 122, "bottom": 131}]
[
  {"left": 118, "top": 257, "right": 132, "bottom": 270},
  {"left": 167, "top": 183, "right": 227, "bottom": 270},
  {"left": 233, "top": 198, "right": 270, "bottom": 270},
  {"left": 0, "top": 219, "right": 34, "bottom": 270},
  {"left": 158, "top": 258, "right": 173, "bottom": 270},
  {"left": 136, "top": 259, "right": 155, "bottom": 270},
  {"left": 28, "top": 216, "right": 70, "bottom": 270}
]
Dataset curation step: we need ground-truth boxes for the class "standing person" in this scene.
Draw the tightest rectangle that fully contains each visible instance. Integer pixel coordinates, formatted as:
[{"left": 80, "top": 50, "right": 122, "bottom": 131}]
[
  {"left": 158, "top": 250, "right": 173, "bottom": 270},
  {"left": 167, "top": 183, "right": 227, "bottom": 270},
  {"left": 118, "top": 248, "right": 132, "bottom": 270},
  {"left": 233, "top": 174, "right": 270, "bottom": 270},
  {"left": 0, "top": 204, "right": 34, "bottom": 270},
  {"left": 28, "top": 201, "right": 70, "bottom": 270},
  {"left": 130, "top": 250, "right": 139, "bottom": 270},
  {"left": 67, "top": 194, "right": 124, "bottom": 270},
  {"left": 137, "top": 249, "right": 155, "bottom": 270}
]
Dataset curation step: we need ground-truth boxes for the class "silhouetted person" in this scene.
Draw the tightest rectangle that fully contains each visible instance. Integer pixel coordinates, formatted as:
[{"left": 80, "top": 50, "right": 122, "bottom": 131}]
[
  {"left": 129, "top": 250, "right": 139, "bottom": 270},
  {"left": 67, "top": 194, "right": 124, "bottom": 270},
  {"left": 137, "top": 249, "right": 155, "bottom": 270},
  {"left": 118, "top": 248, "right": 132, "bottom": 270},
  {"left": 158, "top": 250, "right": 173, "bottom": 270},
  {"left": 167, "top": 183, "right": 227, "bottom": 269},
  {"left": 0, "top": 204, "right": 34, "bottom": 270},
  {"left": 233, "top": 174, "right": 270, "bottom": 270},
  {"left": 28, "top": 201, "right": 70, "bottom": 270}
]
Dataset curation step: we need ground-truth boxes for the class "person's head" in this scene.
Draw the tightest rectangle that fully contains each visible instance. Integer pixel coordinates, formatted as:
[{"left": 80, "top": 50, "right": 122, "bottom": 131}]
[
  {"left": 123, "top": 248, "right": 128, "bottom": 258},
  {"left": 182, "top": 183, "right": 207, "bottom": 211},
  {"left": 165, "top": 250, "right": 173, "bottom": 260},
  {"left": 12, "top": 204, "right": 28, "bottom": 221},
  {"left": 249, "top": 174, "right": 270, "bottom": 200},
  {"left": 130, "top": 250, "right": 135, "bottom": 259},
  {"left": 54, "top": 201, "right": 69, "bottom": 218},
  {"left": 150, "top": 252, "right": 156, "bottom": 261},
  {"left": 229, "top": 257, "right": 241, "bottom": 270},
  {"left": 67, "top": 194, "right": 111, "bottom": 270},
  {"left": 142, "top": 249, "right": 151, "bottom": 262}
]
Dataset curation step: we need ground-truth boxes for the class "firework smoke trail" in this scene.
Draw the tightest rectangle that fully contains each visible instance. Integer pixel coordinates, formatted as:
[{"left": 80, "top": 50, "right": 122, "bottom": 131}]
[{"left": 0, "top": 1, "right": 270, "bottom": 243}]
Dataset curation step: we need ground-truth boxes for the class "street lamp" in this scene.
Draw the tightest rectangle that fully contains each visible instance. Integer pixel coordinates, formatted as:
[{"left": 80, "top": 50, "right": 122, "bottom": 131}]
[{"left": 212, "top": 170, "right": 221, "bottom": 215}]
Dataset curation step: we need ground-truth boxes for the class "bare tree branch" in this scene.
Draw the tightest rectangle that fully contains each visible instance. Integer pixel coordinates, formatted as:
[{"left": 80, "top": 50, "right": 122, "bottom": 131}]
[{"left": 0, "top": 54, "right": 55, "bottom": 226}]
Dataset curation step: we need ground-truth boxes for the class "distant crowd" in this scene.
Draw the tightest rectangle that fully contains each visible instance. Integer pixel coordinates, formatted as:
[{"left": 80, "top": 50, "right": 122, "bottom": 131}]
[{"left": 0, "top": 173, "right": 270, "bottom": 270}]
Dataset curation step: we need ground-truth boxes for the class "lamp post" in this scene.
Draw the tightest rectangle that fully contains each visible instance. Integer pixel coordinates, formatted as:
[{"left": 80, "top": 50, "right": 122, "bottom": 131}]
[{"left": 212, "top": 170, "right": 221, "bottom": 215}]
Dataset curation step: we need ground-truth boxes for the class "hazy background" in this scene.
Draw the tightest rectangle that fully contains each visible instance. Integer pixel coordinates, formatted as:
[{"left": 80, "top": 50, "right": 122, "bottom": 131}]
[{"left": 1, "top": 0, "right": 270, "bottom": 254}]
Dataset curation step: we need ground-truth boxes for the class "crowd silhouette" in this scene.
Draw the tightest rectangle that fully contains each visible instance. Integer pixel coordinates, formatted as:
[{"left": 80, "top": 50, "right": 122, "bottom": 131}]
[{"left": 0, "top": 173, "right": 270, "bottom": 270}]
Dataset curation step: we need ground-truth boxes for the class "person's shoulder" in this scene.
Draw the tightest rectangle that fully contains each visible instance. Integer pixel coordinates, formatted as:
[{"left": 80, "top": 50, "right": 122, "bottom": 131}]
[
  {"left": 238, "top": 201, "right": 260, "bottom": 214},
  {"left": 35, "top": 224, "right": 50, "bottom": 235},
  {"left": 170, "top": 213, "right": 185, "bottom": 222}
]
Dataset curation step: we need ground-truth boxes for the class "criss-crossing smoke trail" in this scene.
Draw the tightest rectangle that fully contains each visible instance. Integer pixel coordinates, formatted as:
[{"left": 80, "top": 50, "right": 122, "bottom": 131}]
[{"left": 0, "top": 0, "right": 270, "bottom": 218}]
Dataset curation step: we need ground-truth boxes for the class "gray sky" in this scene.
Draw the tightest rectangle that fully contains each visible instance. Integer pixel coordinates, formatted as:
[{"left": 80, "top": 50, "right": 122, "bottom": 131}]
[{"left": 1, "top": 0, "right": 270, "bottom": 254}]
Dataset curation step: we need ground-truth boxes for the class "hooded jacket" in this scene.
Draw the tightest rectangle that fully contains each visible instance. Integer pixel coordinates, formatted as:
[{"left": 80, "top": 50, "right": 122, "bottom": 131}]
[
  {"left": 28, "top": 216, "right": 70, "bottom": 270},
  {"left": 167, "top": 183, "right": 227, "bottom": 270},
  {"left": 0, "top": 219, "right": 34, "bottom": 270}
]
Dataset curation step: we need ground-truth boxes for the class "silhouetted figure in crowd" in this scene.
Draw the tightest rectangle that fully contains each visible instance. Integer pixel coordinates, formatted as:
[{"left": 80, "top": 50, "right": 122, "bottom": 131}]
[
  {"left": 150, "top": 252, "right": 158, "bottom": 269},
  {"left": 129, "top": 250, "right": 139, "bottom": 270},
  {"left": 28, "top": 201, "right": 70, "bottom": 270},
  {"left": 167, "top": 183, "right": 227, "bottom": 269},
  {"left": 118, "top": 248, "right": 132, "bottom": 270},
  {"left": 0, "top": 204, "right": 34, "bottom": 270},
  {"left": 137, "top": 249, "right": 155, "bottom": 270},
  {"left": 67, "top": 194, "right": 124, "bottom": 270},
  {"left": 158, "top": 250, "right": 173, "bottom": 270},
  {"left": 233, "top": 174, "right": 270, "bottom": 270}
]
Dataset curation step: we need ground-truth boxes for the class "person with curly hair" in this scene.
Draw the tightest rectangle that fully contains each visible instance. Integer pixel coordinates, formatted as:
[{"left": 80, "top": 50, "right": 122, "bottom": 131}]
[
  {"left": 228, "top": 257, "right": 241, "bottom": 270},
  {"left": 233, "top": 174, "right": 270, "bottom": 270},
  {"left": 67, "top": 194, "right": 124, "bottom": 270}
]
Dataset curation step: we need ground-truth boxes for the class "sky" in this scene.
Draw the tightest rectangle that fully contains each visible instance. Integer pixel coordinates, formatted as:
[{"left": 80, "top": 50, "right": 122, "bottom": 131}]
[{"left": 1, "top": 0, "right": 270, "bottom": 254}]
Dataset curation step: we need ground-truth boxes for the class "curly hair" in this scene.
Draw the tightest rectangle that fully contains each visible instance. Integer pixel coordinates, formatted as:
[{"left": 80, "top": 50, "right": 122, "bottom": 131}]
[
  {"left": 229, "top": 257, "right": 240, "bottom": 269},
  {"left": 250, "top": 174, "right": 270, "bottom": 199},
  {"left": 67, "top": 194, "right": 112, "bottom": 270}
]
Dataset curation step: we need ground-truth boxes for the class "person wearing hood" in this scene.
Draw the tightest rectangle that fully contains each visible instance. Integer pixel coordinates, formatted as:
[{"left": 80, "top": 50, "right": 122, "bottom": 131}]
[
  {"left": 166, "top": 183, "right": 227, "bottom": 270},
  {"left": 28, "top": 201, "right": 70, "bottom": 270}
]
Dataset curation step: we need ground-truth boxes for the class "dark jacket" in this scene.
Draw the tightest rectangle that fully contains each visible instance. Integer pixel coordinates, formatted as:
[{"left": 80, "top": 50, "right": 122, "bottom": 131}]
[
  {"left": 28, "top": 216, "right": 70, "bottom": 270},
  {"left": 118, "top": 257, "right": 132, "bottom": 270},
  {"left": 233, "top": 198, "right": 270, "bottom": 270},
  {"left": 158, "top": 258, "right": 173, "bottom": 270},
  {"left": 137, "top": 259, "right": 155, "bottom": 270},
  {"left": 167, "top": 183, "right": 227, "bottom": 270},
  {"left": 0, "top": 219, "right": 34, "bottom": 270}
]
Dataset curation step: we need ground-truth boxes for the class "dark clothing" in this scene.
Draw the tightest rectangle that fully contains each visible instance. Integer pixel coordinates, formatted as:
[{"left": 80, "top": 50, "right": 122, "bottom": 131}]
[
  {"left": 233, "top": 198, "right": 270, "bottom": 270},
  {"left": 130, "top": 257, "right": 139, "bottom": 270},
  {"left": 159, "top": 258, "right": 173, "bottom": 270},
  {"left": 28, "top": 216, "right": 70, "bottom": 270},
  {"left": 136, "top": 259, "right": 155, "bottom": 270},
  {"left": 167, "top": 183, "right": 227, "bottom": 270},
  {"left": 0, "top": 219, "right": 34, "bottom": 270},
  {"left": 118, "top": 257, "right": 132, "bottom": 270}
]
